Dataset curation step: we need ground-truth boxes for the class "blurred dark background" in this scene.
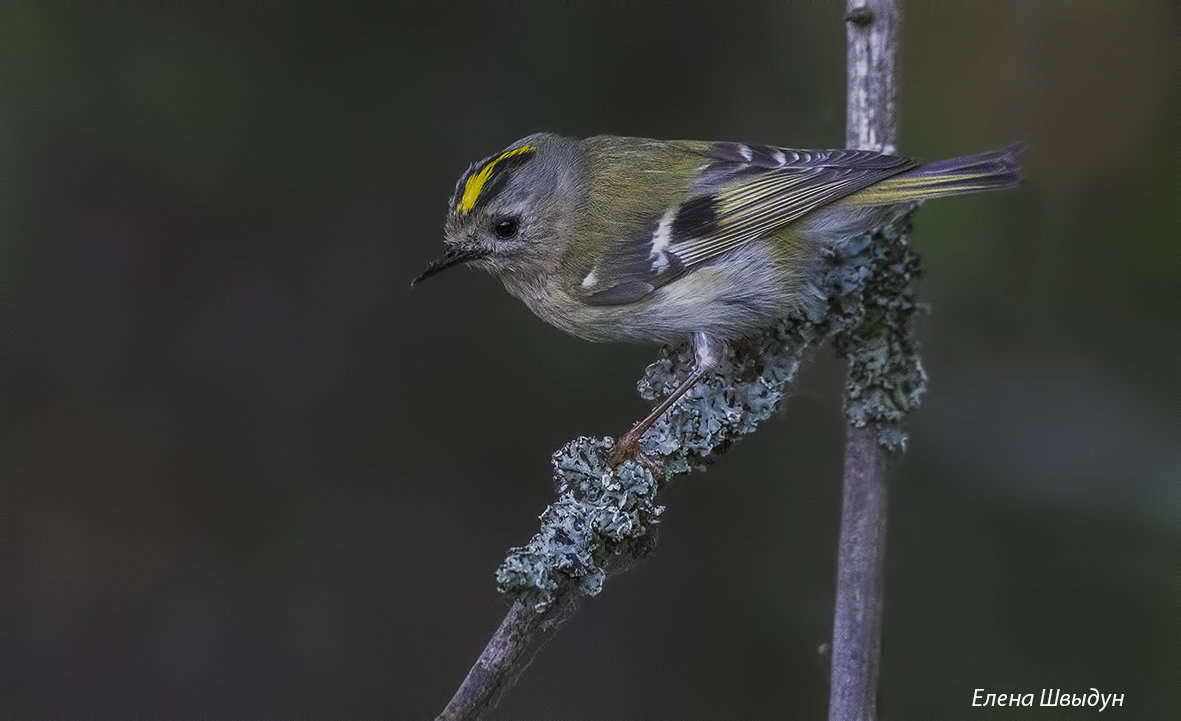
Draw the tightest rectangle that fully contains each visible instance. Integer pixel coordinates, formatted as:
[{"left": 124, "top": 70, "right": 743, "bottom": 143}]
[{"left": 4, "top": 2, "right": 1177, "bottom": 718}]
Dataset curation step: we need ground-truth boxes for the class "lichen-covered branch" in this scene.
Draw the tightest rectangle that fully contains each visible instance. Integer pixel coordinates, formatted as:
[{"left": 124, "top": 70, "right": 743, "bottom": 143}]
[
  {"left": 829, "top": 2, "right": 915, "bottom": 721},
  {"left": 437, "top": 207, "right": 920, "bottom": 720},
  {"left": 833, "top": 217, "right": 926, "bottom": 452},
  {"left": 827, "top": 215, "right": 924, "bottom": 721}
]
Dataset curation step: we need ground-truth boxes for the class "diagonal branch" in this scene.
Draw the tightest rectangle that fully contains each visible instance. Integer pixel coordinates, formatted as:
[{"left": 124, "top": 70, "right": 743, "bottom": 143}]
[{"left": 437, "top": 323, "right": 815, "bottom": 721}]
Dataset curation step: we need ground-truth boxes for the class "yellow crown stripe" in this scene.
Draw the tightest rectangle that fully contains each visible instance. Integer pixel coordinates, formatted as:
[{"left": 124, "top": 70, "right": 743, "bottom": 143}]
[{"left": 458, "top": 145, "right": 537, "bottom": 214}]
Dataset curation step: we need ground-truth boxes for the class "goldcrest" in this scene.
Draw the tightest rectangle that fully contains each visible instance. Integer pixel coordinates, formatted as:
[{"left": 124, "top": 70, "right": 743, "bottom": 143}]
[{"left": 415, "top": 134, "right": 1022, "bottom": 461}]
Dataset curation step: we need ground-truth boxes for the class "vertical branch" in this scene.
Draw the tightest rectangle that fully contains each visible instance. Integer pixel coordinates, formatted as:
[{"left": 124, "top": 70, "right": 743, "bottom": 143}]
[
  {"left": 844, "top": 0, "right": 899, "bottom": 154},
  {"left": 830, "top": 2, "right": 902, "bottom": 721},
  {"left": 829, "top": 425, "right": 891, "bottom": 721}
]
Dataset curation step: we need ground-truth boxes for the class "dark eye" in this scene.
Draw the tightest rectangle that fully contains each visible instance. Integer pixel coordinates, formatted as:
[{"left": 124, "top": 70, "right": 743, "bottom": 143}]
[{"left": 492, "top": 217, "right": 520, "bottom": 239}]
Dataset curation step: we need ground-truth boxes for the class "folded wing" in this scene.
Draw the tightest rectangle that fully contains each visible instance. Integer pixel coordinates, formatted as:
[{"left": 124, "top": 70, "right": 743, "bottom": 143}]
[{"left": 582, "top": 142, "right": 916, "bottom": 306}]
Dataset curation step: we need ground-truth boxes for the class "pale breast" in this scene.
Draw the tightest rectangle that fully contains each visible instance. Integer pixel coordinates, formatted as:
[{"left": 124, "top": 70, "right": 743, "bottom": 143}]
[{"left": 519, "top": 240, "right": 817, "bottom": 345}]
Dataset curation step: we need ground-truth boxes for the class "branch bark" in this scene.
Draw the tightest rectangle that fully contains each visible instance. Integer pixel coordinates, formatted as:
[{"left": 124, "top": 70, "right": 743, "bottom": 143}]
[
  {"left": 437, "top": 532, "right": 658, "bottom": 721},
  {"left": 436, "top": 593, "right": 582, "bottom": 721},
  {"left": 844, "top": 0, "right": 899, "bottom": 154},
  {"left": 830, "top": 2, "right": 902, "bottom": 720},
  {"left": 829, "top": 425, "right": 892, "bottom": 721}
]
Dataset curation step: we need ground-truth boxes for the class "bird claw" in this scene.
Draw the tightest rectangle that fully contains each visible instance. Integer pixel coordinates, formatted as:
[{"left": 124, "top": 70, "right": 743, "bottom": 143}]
[{"left": 608, "top": 433, "right": 664, "bottom": 480}]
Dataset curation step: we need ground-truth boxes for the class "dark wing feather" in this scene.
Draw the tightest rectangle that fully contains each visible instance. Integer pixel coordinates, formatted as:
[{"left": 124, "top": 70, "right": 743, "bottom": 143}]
[
  {"left": 672, "top": 143, "right": 917, "bottom": 267},
  {"left": 580, "top": 142, "right": 916, "bottom": 306}
]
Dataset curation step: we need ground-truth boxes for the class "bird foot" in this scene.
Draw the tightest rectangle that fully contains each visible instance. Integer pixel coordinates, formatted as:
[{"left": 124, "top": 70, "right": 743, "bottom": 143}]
[{"left": 608, "top": 432, "right": 664, "bottom": 480}]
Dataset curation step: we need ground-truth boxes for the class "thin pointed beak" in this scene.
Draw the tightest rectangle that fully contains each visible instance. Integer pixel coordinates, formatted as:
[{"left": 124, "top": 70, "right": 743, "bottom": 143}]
[{"left": 411, "top": 245, "right": 489, "bottom": 286}]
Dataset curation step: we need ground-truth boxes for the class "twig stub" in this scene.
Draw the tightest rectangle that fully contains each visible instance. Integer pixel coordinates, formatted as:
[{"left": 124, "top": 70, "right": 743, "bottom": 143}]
[{"left": 845, "top": 7, "right": 874, "bottom": 27}]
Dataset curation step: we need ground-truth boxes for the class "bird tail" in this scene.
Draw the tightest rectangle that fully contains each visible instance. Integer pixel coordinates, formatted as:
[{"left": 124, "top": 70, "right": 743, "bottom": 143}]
[{"left": 852, "top": 143, "right": 1026, "bottom": 205}]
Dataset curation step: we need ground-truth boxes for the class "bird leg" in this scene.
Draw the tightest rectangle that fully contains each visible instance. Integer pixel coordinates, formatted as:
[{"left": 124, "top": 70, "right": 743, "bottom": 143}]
[
  {"left": 607, "top": 366, "right": 706, "bottom": 472},
  {"left": 608, "top": 333, "right": 726, "bottom": 472}
]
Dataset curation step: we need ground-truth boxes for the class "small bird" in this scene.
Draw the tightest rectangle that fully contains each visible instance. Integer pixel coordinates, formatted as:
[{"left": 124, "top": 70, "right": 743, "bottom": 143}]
[{"left": 415, "top": 134, "right": 1023, "bottom": 465}]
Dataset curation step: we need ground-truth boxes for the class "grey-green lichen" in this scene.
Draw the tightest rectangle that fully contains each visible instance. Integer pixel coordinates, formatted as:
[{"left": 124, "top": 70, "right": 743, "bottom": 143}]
[
  {"left": 497, "top": 211, "right": 926, "bottom": 610},
  {"left": 496, "top": 438, "right": 661, "bottom": 611},
  {"left": 828, "top": 209, "right": 928, "bottom": 452}
]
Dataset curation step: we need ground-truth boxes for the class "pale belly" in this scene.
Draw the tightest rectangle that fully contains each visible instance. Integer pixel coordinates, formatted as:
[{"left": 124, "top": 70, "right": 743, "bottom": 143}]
[{"left": 517, "top": 240, "right": 819, "bottom": 345}]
